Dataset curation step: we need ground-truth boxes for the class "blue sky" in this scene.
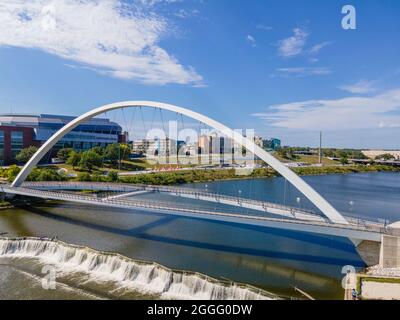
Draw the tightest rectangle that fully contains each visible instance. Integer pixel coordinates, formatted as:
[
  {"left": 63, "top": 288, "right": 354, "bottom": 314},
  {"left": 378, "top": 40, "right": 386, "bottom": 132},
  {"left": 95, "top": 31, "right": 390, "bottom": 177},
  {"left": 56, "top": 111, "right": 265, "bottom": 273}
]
[{"left": 0, "top": 0, "right": 400, "bottom": 148}]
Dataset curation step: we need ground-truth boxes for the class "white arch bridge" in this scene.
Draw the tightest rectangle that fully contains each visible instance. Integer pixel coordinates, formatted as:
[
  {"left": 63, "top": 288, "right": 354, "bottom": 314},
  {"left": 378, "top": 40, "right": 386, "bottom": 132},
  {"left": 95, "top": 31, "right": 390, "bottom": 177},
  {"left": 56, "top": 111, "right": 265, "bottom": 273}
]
[{"left": 1, "top": 101, "right": 399, "bottom": 266}]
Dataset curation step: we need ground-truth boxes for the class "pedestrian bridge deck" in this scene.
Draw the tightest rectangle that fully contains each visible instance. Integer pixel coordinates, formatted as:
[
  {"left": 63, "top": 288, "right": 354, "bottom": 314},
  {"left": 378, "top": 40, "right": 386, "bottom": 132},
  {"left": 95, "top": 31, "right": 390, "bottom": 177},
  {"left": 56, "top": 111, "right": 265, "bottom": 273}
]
[
  {"left": 2, "top": 181, "right": 398, "bottom": 242},
  {"left": 20, "top": 181, "right": 327, "bottom": 221}
]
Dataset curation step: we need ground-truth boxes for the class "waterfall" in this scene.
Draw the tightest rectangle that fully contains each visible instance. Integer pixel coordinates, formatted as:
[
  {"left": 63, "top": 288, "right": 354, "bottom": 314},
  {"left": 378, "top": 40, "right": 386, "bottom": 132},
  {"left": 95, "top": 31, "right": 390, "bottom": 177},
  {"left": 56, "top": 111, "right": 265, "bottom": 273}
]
[{"left": 0, "top": 237, "right": 275, "bottom": 300}]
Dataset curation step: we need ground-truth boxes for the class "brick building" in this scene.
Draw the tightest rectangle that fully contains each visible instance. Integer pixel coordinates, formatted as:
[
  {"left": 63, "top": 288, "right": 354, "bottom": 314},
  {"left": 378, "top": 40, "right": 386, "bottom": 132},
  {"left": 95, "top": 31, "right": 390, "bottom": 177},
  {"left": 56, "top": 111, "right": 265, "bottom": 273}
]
[{"left": 0, "top": 114, "right": 126, "bottom": 165}]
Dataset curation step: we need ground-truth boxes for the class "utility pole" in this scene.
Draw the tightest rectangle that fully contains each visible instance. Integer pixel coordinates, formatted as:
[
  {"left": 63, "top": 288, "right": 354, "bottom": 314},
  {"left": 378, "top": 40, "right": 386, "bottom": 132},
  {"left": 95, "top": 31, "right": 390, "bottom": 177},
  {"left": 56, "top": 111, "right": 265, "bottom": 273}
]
[{"left": 319, "top": 131, "right": 322, "bottom": 165}]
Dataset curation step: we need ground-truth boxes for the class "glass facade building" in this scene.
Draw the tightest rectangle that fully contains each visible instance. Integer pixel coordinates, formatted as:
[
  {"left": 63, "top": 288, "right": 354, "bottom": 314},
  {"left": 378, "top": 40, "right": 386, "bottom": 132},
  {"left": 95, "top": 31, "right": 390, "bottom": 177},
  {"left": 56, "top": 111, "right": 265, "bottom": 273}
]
[
  {"left": 0, "top": 130, "right": 4, "bottom": 166},
  {"left": 11, "top": 131, "right": 23, "bottom": 159},
  {"left": 0, "top": 114, "right": 125, "bottom": 165}
]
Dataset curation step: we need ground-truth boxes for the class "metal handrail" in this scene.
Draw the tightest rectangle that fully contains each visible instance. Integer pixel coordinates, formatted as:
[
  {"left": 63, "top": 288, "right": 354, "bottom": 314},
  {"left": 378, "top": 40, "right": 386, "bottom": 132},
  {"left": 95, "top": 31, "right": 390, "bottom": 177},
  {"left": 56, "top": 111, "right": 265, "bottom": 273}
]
[
  {"left": 4, "top": 185, "right": 398, "bottom": 236},
  {"left": 20, "top": 181, "right": 321, "bottom": 217}
]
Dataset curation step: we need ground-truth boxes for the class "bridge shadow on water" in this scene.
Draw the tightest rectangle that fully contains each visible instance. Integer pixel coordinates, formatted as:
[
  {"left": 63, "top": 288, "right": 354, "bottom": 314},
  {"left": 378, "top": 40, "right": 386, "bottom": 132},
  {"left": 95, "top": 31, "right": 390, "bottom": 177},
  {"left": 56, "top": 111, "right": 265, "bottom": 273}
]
[
  {"left": 23, "top": 205, "right": 365, "bottom": 268},
  {"left": 34, "top": 203, "right": 356, "bottom": 253}
]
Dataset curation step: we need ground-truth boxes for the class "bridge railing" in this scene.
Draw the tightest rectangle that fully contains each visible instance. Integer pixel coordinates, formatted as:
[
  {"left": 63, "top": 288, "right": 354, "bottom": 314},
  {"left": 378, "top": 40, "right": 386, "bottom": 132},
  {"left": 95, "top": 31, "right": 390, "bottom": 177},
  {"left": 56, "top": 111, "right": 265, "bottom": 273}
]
[
  {"left": 134, "top": 183, "right": 320, "bottom": 213},
  {"left": 12, "top": 186, "right": 295, "bottom": 219},
  {"left": 7, "top": 185, "right": 399, "bottom": 237},
  {"left": 21, "top": 181, "right": 323, "bottom": 219}
]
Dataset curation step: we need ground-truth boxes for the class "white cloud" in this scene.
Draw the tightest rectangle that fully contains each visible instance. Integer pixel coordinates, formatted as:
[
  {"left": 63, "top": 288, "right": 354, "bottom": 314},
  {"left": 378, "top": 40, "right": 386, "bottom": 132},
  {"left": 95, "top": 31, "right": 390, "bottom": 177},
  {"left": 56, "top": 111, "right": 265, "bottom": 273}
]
[
  {"left": 174, "top": 8, "right": 199, "bottom": 18},
  {"left": 246, "top": 34, "right": 256, "bottom": 47},
  {"left": 309, "top": 41, "right": 332, "bottom": 55},
  {"left": 138, "top": 0, "right": 183, "bottom": 7},
  {"left": 340, "top": 80, "right": 376, "bottom": 94},
  {"left": 253, "top": 89, "right": 400, "bottom": 130},
  {"left": 273, "top": 67, "right": 331, "bottom": 77},
  {"left": 256, "top": 24, "right": 273, "bottom": 31},
  {"left": 278, "top": 28, "right": 308, "bottom": 57},
  {"left": 0, "top": 0, "right": 203, "bottom": 85}
]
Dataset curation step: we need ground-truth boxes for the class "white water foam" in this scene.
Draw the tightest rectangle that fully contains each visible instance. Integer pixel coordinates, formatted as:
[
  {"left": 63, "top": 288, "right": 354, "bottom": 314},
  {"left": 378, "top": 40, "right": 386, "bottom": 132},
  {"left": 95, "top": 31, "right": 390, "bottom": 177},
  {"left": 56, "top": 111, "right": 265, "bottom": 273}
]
[{"left": 0, "top": 237, "right": 275, "bottom": 300}]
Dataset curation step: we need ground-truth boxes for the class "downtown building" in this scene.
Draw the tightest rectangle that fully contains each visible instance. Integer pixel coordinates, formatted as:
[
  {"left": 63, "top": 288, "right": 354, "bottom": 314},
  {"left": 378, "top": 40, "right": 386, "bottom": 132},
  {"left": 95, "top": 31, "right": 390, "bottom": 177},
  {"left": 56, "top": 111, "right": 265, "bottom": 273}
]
[
  {"left": 198, "top": 133, "right": 233, "bottom": 155},
  {"left": 263, "top": 138, "right": 281, "bottom": 151},
  {"left": 132, "top": 138, "right": 185, "bottom": 157},
  {"left": 0, "top": 114, "right": 126, "bottom": 165}
]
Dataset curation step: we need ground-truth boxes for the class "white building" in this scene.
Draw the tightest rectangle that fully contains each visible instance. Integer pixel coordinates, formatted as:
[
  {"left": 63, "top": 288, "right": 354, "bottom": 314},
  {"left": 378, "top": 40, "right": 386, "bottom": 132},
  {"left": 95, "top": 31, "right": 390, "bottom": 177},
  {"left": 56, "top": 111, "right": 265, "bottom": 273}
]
[
  {"left": 132, "top": 139, "right": 155, "bottom": 155},
  {"left": 133, "top": 138, "right": 184, "bottom": 156}
]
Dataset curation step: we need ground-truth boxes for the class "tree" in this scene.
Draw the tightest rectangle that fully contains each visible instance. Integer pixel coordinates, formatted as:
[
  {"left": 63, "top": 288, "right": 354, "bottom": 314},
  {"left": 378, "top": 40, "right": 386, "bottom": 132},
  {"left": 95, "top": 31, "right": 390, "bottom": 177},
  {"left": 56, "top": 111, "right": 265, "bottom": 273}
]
[
  {"left": 78, "top": 150, "right": 102, "bottom": 171},
  {"left": 28, "top": 168, "right": 65, "bottom": 182},
  {"left": 107, "top": 171, "right": 119, "bottom": 182},
  {"left": 375, "top": 153, "right": 395, "bottom": 161},
  {"left": 286, "top": 148, "right": 297, "bottom": 160},
  {"left": 323, "top": 149, "right": 335, "bottom": 157},
  {"left": 66, "top": 151, "right": 81, "bottom": 169},
  {"left": 104, "top": 143, "right": 120, "bottom": 163},
  {"left": 15, "top": 146, "right": 39, "bottom": 164},
  {"left": 276, "top": 147, "right": 288, "bottom": 159},
  {"left": 91, "top": 146, "right": 105, "bottom": 156},
  {"left": 339, "top": 155, "right": 348, "bottom": 165},
  {"left": 7, "top": 165, "right": 21, "bottom": 182},
  {"left": 276, "top": 147, "right": 298, "bottom": 160},
  {"left": 92, "top": 172, "right": 105, "bottom": 182},
  {"left": 104, "top": 143, "right": 131, "bottom": 167},
  {"left": 119, "top": 144, "right": 132, "bottom": 160},
  {"left": 57, "top": 148, "right": 74, "bottom": 161},
  {"left": 77, "top": 172, "right": 92, "bottom": 182}
]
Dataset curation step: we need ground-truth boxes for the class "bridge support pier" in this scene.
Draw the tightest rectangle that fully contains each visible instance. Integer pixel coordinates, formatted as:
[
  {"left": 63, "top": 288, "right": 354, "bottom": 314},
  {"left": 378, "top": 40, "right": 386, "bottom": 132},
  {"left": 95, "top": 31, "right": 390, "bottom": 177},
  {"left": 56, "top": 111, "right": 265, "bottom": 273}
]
[
  {"left": 355, "top": 233, "right": 400, "bottom": 268},
  {"left": 355, "top": 240, "right": 381, "bottom": 267},
  {"left": 0, "top": 190, "right": 14, "bottom": 200}
]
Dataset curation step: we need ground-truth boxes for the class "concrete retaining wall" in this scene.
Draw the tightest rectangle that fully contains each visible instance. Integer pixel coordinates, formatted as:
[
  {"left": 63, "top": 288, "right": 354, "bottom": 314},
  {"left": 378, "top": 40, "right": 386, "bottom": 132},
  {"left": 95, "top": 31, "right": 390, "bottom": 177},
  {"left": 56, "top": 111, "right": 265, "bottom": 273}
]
[{"left": 380, "top": 235, "right": 400, "bottom": 268}]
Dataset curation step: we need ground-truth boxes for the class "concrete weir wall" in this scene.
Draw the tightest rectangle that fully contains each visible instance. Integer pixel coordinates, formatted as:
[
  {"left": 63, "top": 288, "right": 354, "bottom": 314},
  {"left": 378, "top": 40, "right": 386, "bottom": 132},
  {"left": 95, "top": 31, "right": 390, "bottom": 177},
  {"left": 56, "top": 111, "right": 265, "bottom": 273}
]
[{"left": 380, "top": 235, "right": 400, "bottom": 268}]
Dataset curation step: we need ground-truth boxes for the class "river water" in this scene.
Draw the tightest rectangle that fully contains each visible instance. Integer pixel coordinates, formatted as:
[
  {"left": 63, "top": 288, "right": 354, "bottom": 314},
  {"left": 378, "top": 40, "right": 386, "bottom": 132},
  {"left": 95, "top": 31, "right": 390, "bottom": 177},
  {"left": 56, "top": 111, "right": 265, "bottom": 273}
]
[{"left": 0, "top": 172, "right": 399, "bottom": 299}]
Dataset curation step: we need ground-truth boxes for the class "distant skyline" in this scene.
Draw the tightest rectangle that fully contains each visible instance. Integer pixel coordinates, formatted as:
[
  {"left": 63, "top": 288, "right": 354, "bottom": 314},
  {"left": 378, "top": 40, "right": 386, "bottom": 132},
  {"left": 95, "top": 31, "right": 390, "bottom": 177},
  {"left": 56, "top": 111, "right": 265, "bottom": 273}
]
[{"left": 0, "top": 0, "right": 400, "bottom": 149}]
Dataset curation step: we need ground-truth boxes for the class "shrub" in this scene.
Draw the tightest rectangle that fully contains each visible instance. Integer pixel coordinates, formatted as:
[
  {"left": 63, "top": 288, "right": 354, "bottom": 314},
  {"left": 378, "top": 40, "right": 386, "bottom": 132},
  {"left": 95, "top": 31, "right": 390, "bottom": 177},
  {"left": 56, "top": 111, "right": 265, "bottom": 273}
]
[
  {"left": 77, "top": 172, "right": 92, "bottom": 182},
  {"left": 27, "top": 168, "right": 66, "bottom": 182},
  {"left": 7, "top": 165, "right": 21, "bottom": 182},
  {"left": 92, "top": 172, "right": 106, "bottom": 182},
  {"left": 37, "top": 169, "right": 64, "bottom": 182},
  {"left": 57, "top": 148, "right": 74, "bottom": 161},
  {"left": 107, "top": 171, "right": 119, "bottom": 182}
]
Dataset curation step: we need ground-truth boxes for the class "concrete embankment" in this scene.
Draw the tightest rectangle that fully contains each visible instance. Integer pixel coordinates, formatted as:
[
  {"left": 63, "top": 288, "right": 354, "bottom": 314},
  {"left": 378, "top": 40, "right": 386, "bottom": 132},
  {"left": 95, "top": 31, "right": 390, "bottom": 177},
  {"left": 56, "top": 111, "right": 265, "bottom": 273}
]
[{"left": 347, "top": 233, "right": 400, "bottom": 300}]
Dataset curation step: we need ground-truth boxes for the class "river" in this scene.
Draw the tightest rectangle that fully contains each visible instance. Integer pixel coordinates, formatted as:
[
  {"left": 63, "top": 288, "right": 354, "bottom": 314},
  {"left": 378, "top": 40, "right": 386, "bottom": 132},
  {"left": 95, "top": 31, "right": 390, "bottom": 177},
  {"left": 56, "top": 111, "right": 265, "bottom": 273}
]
[{"left": 0, "top": 172, "right": 399, "bottom": 299}]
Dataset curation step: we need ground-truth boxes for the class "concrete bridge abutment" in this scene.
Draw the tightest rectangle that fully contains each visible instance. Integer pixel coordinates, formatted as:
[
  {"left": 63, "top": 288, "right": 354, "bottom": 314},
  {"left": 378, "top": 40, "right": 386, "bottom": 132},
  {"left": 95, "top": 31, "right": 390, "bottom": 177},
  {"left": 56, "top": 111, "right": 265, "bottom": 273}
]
[
  {"left": 355, "top": 230, "right": 400, "bottom": 268},
  {"left": 379, "top": 234, "right": 400, "bottom": 268}
]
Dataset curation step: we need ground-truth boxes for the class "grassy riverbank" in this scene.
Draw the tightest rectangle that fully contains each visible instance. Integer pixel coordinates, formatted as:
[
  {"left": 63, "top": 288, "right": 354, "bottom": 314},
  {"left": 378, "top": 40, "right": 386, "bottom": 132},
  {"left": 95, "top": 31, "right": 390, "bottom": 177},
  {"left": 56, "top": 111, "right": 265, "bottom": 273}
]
[
  {"left": 118, "top": 168, "right": 276, "bottom": 185},
  {"left": 292, "top": 164, "right": 399, "bottom": 176},
  {"left": 119, "top": 164, "right": 398, "bottom": 185},
  {"left": 0, "top": 200, "right": 13, "bottom": 210},
  {"left": 0, "top": 200, "right": 11, "bottom": 207},
  {"left": 0, "top": 196, "right": 48, "bottom": 210},
  {"left": 1, "top": 164, "right": 398, "bottom": 186}
]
